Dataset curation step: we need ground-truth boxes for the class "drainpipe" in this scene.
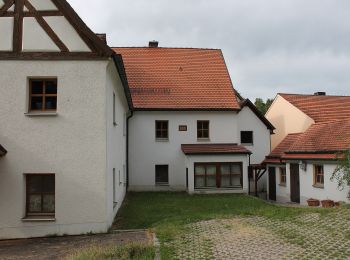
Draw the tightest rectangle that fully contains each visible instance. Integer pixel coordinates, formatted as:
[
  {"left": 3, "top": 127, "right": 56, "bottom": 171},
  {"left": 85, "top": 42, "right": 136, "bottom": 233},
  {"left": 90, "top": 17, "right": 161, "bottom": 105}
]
[
  {"left": 248, "top": 154, "right": 251, "bottom": 195},
  {"left": 126, "top": 110, "right": 134, "bottom": 190}
]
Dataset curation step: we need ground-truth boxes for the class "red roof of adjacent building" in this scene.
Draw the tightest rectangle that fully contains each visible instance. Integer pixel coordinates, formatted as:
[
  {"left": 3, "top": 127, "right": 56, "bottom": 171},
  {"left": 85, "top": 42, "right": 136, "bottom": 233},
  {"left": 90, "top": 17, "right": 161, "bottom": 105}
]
[
  {"left": 288, "top": 120, "right": 350, "bottom": 152},
  {"left": 264, "top": 120, "right": 350, "bottom": 163},
  {"left": 113, "top": 47, "right": 240, "bottom": 110},
  {"left": 279, "top": 93, "right": 350, "bottom": 123},
  {"left": 181, "top": 144, "right": 251, "bottom": 155}
]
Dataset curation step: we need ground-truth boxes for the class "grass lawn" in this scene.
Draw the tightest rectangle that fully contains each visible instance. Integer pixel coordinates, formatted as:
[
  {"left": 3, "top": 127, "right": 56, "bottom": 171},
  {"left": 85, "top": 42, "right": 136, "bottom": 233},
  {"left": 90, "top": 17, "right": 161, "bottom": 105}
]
[
  {"left": 68, "top": 244, "right": 155, "bottom": 260},
  {"left": 114, "top": 192, "right": 334, "bottom": 259}
]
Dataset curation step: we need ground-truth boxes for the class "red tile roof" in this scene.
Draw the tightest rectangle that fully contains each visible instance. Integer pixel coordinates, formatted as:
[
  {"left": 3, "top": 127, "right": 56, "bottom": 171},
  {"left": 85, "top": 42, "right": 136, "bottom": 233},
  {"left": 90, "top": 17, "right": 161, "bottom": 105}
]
[
  {"left": 288, "top": 120, "right": 350, "bottom": 152},
  {"left": 264, "top": 120, "right": 350, "bottom": 163},
  {"left": 263, "top": 133, "right": 302, "bottom": 164},
  {"left": 282, "top": 153, "right": 338, "bottom": 160},
  {"left": 113, "top": 47, "right": 240, "bottom": 110},
  {"left": 280, "top": 93, "right": 350, "bottom": 123},
  {"left": 181, "top": 143, "right": 251, "bottom": 155}
]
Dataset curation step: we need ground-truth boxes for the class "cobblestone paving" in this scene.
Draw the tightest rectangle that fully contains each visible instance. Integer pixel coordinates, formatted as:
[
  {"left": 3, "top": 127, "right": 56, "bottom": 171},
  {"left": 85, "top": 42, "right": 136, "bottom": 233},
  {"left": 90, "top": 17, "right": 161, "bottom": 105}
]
[{"left": 169, "top": 209, "right": 350, "bottom": 259}]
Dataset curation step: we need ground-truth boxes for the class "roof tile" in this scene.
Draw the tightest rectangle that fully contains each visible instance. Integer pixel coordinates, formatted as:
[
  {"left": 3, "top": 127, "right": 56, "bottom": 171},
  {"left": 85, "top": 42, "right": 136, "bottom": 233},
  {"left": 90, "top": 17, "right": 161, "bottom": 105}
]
[{"left": 113, "top": 47, "right": 240, "bottom": 110}]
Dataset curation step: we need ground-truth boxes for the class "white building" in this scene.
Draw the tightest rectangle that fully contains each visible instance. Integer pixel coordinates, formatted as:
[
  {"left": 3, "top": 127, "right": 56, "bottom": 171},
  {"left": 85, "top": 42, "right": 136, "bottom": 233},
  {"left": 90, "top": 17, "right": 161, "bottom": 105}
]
[
  {"left": 265, "top": 93, "right": 350, "bottom": 205},
  {"left": 0, "top": 0, "right": 131, "bottom": 239},
  {"left": 0, "top": 0, "right": 275, "bottom": 240},
  {"left": 115, "top": 45, "right": 274, "bottom": 194}
]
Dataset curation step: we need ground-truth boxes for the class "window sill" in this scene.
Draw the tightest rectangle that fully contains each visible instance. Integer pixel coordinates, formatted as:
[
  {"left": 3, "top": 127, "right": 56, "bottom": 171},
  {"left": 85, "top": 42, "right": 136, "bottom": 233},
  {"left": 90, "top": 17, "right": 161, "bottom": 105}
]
[
  {"left": 25, "top": 112, "right": 58, "bottom": 117},
  {"left": 313, "top": 184, "right": 324, "bottom": 189},
  {"left": 156, "top": 183, "right": 169, "bottom": 186},
  {"left": 241, "top": 143, "right": 254, "bottom": 146},
  {"left": 22, "top": 216, "right": 56, "bottom": 222},
  {"left": 279, "top": 183, "right": 287, "bottom": 187},
  {"left": 197, "top": 138, "right": 210, "bottom": 142},
  {"left": 156, "top": 138, "right": 169, "bottom": 142}
]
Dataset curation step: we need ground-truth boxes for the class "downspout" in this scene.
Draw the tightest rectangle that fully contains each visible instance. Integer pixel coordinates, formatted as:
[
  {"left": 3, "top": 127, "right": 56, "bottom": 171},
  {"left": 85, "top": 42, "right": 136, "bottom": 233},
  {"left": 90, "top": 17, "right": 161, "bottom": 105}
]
[
  {"left": 248, "top": 154, "right": 251, "bottom": 195},
  {"left": 126, "top": 110, "right": 134, "bottom": 190}
]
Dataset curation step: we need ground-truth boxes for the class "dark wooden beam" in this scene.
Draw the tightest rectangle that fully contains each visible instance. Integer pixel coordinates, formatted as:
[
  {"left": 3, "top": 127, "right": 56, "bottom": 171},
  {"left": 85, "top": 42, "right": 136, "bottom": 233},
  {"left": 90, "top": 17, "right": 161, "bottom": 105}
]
[
  {"left": 24, "top": 0, "right": 69, "bottom": 52},
  {"left": 51, "top": 0, "right": 112, "bottom": 56},
  {"left": 0, "top": 51, "right": 108, "bottom": 60},
  {"left": 0, "top": 0, "right": 14, "bottom": 17},
  {"left": 13, "top": 0, "right": 24, "bottom": 53},
  {"left": 3, "top": 10, "right": 63, "bottom": 17}
]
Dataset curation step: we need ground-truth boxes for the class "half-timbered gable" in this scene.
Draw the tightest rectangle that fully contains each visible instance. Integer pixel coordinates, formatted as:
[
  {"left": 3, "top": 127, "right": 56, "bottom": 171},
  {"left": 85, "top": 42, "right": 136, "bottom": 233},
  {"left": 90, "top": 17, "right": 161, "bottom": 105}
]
[{"left": 0, "top": 0, "right": 112, "bottom": 59}]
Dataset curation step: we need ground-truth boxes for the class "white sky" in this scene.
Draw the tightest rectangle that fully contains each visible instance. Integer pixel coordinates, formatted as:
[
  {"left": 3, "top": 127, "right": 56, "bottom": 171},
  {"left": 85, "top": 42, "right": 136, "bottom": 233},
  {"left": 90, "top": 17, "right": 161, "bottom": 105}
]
[{"left": 68, "top": 0, "right": 350, "bottom": 100}]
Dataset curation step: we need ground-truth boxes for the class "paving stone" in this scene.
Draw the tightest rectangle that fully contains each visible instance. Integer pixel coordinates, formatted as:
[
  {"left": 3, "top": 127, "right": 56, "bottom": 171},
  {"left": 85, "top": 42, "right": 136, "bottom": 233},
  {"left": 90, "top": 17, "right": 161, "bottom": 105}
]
[{"left": 168, "top": 208, "right": 350, "bottom": 259}]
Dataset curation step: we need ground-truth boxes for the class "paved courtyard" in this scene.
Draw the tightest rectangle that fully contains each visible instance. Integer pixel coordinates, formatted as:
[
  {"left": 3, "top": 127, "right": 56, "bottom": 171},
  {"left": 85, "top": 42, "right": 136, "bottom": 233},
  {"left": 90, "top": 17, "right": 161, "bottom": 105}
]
[
  {"left": 169, "top": 208, "right": 350, "bottom": 259},
  {"left": 0, "top": 231, "right": 152, "bottom": 260}
]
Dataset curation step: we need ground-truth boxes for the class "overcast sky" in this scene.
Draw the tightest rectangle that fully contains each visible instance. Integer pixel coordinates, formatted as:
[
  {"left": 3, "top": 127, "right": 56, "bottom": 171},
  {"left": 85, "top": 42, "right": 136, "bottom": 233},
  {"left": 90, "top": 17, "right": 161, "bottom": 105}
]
[{"left": 69, "top": 0, "right": 350, "bottom": 100}]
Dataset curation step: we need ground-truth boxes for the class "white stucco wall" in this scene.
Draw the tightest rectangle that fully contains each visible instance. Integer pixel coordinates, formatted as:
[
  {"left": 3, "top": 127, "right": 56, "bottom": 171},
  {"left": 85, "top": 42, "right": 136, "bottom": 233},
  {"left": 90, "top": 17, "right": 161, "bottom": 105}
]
[
  {"left": 266, "top": 95, "right": 314, "bottom": 149},
  {"left": 237, "top": 106, "right": 271, "bottom": 165},
  {"left": 0, "top": 59, "right": 126, "bottom": 239},
  {"left": 105, "top": 61, "right": 129, "bottom": 227},
  {"left": 128, "top": 109, "right": 270, "bottom": 192},
  {"left": 267, "top": 162, "right": 350, "bottom": 205},
  {"left": 297, "top": 162, "right": 350, "bottom": 205},
  {"left": 0, "top": 17, "right": 13, "bottom": 51}
]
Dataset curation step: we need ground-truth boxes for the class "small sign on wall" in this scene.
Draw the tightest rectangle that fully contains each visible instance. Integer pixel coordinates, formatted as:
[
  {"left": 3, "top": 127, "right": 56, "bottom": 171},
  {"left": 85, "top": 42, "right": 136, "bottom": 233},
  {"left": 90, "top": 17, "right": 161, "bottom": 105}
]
[{"left": 179, "top": 125, "right": 187, "bottom": 131}]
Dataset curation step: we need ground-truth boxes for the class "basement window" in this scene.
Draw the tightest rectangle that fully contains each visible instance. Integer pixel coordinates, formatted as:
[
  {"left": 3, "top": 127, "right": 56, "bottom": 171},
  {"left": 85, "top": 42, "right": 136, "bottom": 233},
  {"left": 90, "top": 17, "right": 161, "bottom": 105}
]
[
  {"left": 25, "top": 174, "right": 55, "bottom": 218},
  {"left": 29, "top": 79, "right": 57, "bottom": 112},
  {"left": 155, "top": 165, "right": 169, "bottom": 186}
]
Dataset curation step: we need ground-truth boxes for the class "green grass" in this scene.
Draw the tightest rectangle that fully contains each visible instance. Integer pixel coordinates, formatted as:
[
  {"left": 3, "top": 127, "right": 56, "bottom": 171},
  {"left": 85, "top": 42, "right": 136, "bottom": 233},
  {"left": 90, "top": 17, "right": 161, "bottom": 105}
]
[
  {"left": 115, "top": 192, "right": 322, "bottom": 230},
  {"left": 68, "top": 244, "right": 155, "bottom": 260},
  {"left": 114, "top": 192, "right": 326, "bottom": 258}
]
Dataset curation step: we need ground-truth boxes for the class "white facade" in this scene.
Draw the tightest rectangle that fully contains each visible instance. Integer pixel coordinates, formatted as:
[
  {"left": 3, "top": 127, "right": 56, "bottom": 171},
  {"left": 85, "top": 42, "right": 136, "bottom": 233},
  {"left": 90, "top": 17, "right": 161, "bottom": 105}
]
[
  {"left": 128, "top": 108, "right": 271, "bottom": 192},
  {"left": 267, "top": 162, "right": 350, "bottom": 205},
  {"left": 0, "top": 59, "right": 129, "bottom": 239}
]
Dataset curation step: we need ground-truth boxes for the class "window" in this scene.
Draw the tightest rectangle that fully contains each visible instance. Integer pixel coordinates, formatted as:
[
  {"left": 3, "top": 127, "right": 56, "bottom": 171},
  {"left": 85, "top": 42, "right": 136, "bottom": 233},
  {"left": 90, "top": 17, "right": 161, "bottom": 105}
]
[
  {"left": 155, "top": 121, "right": 168, "bottom": 139},
  {"left": 241, "top": 131, "right": 253, "bottom": 144},
  {"left": 29, "top": 79, "right": 57, "bottom": 112},
  {"left": 194, "top": 162, "right": 243, "bottom": 189},
  {"left": 220, "top": 163, "right": 243, "bottom": 188},
  {"left": 314, "top": 165, "right": 324, "bottom": 187},
  {"left": 113, "top": 92, "right": 117, "bottom": 126},
  {"left": 197, "top": 121, "right": 209, "bottom": 139},
  {"left": 155, "top": 165, "right": 169, "bottom": 185},
  {"left": 26, "top": 174, "right": 55, "bottom": 217},
  {"left": 280, "top": 167, "right": 286, "bottom": 185}
]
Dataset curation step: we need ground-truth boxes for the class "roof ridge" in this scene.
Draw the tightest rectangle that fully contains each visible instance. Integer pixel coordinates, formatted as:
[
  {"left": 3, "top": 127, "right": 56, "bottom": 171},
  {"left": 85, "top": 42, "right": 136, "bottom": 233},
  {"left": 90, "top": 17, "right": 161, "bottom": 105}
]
[
  {"left": 112, "top": 46, "right": 222, "bottom": 51},
  {"left": 279, "top": 93, "right": 350, "bottom": 98}
]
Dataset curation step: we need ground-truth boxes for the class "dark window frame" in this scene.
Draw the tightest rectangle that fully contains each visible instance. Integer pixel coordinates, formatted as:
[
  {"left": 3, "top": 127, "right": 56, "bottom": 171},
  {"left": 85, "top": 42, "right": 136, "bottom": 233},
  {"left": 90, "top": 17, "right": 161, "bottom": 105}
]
[
  {"left": 155, "top": 165, "right": 169, "bottom": 186},
  {"left": 155, "top": 120, "right": 169, "bottom": 140},
  {"left": 241, "top": 131, "right": 254, "bottom": 144},
  {"left": 197, "top": 120, "right": 210, "bottom": 139},
  {"left": 29, "top": 78, "right": 57, "bottom": 112},
  {"left": 25, "top": 174, "right": 55, "bottom": 217}
]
